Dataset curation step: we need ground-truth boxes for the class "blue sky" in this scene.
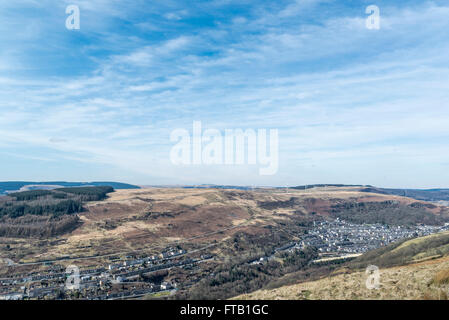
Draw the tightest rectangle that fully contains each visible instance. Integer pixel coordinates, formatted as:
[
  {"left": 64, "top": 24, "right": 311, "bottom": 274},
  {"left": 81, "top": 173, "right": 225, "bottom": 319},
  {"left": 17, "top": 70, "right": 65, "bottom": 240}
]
[{"left": 1, "top": 0, "right": 449, "bottom": 187}]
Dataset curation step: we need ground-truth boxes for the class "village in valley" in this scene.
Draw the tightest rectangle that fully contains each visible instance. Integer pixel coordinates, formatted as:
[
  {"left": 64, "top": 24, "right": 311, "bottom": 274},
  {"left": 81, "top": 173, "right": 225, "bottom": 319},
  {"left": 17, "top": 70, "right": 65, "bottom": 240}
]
[{"left": 2, "top": 217, "right": 449, "bottom": 300}]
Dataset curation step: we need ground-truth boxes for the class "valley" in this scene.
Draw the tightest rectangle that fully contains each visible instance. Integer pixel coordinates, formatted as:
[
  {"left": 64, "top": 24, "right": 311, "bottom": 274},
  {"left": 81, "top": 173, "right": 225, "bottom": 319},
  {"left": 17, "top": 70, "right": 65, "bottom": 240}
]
[{"left": 0, "top": 185, "right": 449, "bottom": 300}]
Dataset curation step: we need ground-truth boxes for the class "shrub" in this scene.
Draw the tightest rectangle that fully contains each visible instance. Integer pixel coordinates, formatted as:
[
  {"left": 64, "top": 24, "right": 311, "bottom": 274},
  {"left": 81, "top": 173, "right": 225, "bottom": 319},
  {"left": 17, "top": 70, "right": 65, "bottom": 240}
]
[{"left": 432, "top": 269, "right": 449, "bottom": 285}]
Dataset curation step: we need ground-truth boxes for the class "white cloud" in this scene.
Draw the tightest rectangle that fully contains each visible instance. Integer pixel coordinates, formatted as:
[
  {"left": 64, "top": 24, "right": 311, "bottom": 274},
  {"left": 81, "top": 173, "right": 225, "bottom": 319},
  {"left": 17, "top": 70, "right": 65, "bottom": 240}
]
[{"left": 0, "top": 1, "right": 449, "bottom": 186}]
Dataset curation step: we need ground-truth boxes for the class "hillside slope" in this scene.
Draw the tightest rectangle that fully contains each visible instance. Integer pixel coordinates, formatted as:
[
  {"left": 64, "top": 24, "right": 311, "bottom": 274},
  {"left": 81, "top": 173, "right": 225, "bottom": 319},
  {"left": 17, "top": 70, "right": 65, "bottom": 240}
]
[
  {"left": 235, "top": 231, "right": 449, "bottom": 300},
  {"left": 2, "top": 186, "right": 448, "bottom": 299}
]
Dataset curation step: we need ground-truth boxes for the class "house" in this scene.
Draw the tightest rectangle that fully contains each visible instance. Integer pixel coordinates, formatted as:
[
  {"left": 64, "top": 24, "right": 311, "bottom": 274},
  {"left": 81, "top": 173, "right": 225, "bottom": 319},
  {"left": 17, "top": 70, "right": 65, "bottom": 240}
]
[
  {"left": 0, "top": 293, "right": 24, "bottom": 300},
  {"left": 160, "top": 282, "right": 172, "bottom": 290}
]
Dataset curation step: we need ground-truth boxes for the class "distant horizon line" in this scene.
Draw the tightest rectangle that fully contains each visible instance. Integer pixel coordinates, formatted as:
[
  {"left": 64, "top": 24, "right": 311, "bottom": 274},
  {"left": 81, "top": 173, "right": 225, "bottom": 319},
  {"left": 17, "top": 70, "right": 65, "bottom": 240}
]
[{"left": 1, "top": 181, "right": 449, "bottom": 190}]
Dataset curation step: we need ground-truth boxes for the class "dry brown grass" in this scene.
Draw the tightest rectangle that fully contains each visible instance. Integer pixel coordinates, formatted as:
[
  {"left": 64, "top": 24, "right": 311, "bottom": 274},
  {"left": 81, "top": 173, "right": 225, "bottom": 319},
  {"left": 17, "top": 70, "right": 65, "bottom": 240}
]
[
  {"left": 235, "top": 256, "right": 449, "bottom": 300},
  {"left": 432, "top": 268, "right": 449, "bottom": 285},
  {"left": 422, "top": 289, "right": 449, "bottom": 300},
  {"left": 1, "top": 186, "right": 446, "bottom": 268}
]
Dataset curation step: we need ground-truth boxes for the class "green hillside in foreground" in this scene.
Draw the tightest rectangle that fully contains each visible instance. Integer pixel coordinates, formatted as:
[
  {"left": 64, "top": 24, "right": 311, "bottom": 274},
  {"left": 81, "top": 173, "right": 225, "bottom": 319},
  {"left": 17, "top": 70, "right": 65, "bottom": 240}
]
[{"left": 348, "top": 231, "right": 449, "bottom": 269}]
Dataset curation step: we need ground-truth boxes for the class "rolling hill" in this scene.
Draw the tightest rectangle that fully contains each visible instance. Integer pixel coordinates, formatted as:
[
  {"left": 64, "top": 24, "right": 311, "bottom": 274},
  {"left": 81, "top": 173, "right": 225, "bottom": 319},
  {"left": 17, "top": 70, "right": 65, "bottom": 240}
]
[
  {"left": 235, "top": 231, "right": 449, "bottom": 300},
  {"left": 2, "top": 185, "right": 449, "bottom": 300},
  {"left": 0, "top": 181, "right": 140, "bottom": 195}
]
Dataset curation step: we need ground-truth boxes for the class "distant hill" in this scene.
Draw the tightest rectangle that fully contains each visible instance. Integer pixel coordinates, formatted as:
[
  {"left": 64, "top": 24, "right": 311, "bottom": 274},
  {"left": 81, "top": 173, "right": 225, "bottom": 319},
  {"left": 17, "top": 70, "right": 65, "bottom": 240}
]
[
  {"left": 182, "top": 185, "right": 254, "bottom": 190},
  {"left": 292, "top": 184, "right": 370, "bottom": 190},
  {"left": 289, "top": 184, "right": 449, "bottom": 202},
  {"left": 0, "top": 181, "right": 140, "bottom": 195},
  {"left": 361, "top": 187, "right": 449, "bottom": 202},
  {"left": 0, "top": 186, "right": 115, "bottom": 238}
]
